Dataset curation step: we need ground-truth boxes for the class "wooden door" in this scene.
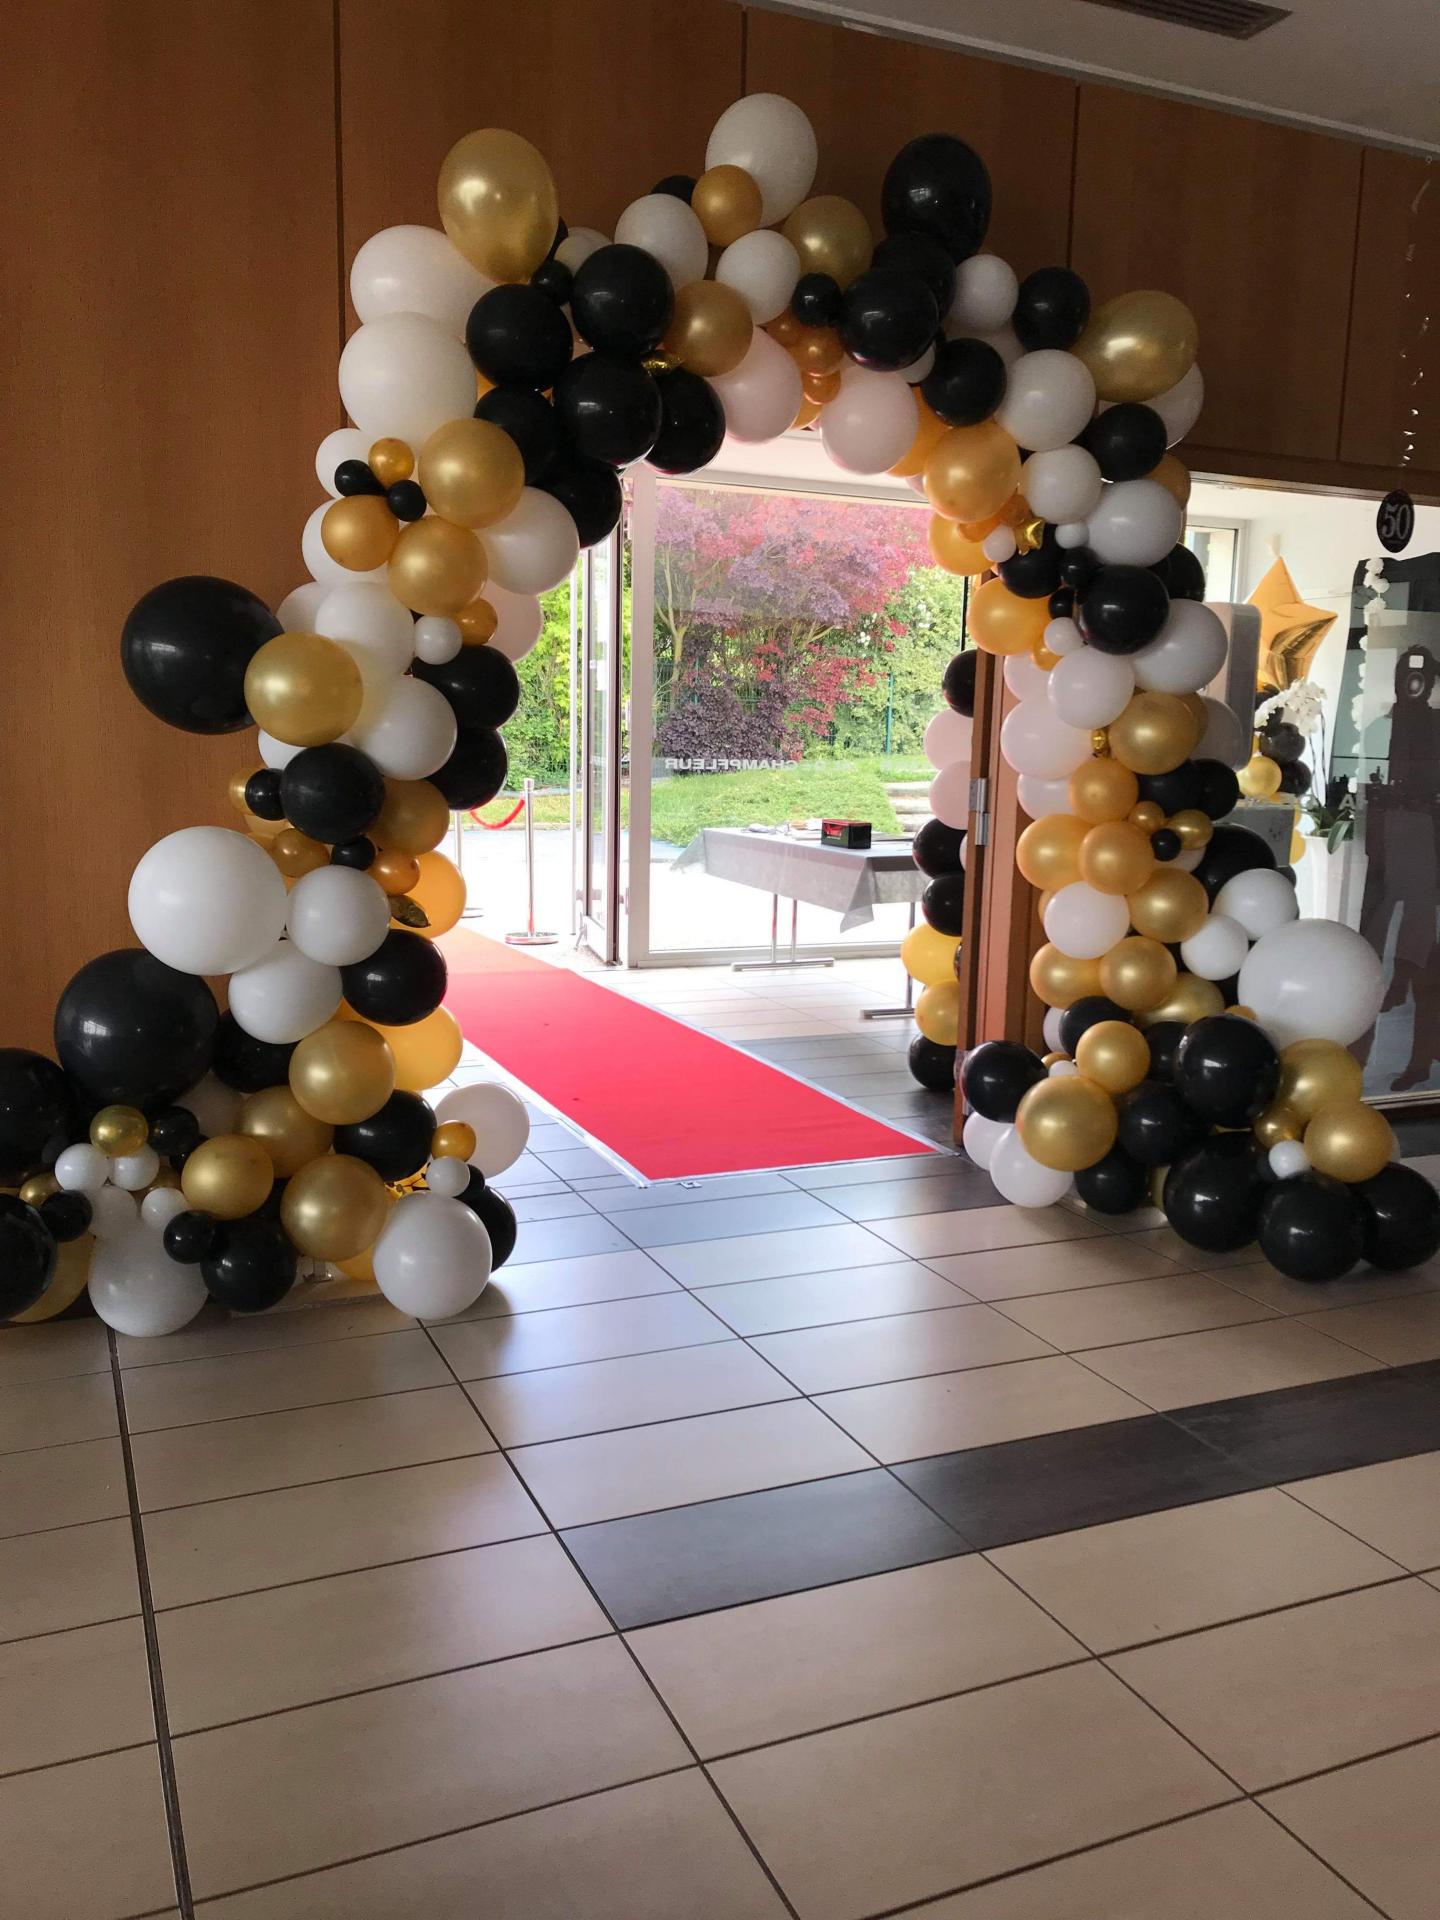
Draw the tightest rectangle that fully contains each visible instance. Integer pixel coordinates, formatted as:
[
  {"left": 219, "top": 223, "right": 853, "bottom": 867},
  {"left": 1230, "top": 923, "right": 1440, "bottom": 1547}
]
[{"left": 1341, "top": 148, "right": 1440, "bottom": 477}]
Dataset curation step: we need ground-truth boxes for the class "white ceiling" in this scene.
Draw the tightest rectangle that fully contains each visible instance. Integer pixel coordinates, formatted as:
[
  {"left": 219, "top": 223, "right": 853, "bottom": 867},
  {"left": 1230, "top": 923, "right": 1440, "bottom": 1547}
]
[{"left": 770, "top": 0, "right": 1440, "bottom": 153}]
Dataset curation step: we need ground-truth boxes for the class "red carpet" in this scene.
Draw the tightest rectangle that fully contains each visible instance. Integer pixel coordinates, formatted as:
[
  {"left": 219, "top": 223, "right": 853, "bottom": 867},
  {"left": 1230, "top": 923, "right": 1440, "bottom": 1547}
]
[{"left": 440, "top": 929, "right": 935, "bottom": 1180}]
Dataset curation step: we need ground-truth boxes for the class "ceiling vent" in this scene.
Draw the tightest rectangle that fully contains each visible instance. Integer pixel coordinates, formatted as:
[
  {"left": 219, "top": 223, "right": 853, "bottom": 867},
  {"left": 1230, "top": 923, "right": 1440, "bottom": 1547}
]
[{"left": 1078, "top": 0, "right": 1290, "bottom": 39}]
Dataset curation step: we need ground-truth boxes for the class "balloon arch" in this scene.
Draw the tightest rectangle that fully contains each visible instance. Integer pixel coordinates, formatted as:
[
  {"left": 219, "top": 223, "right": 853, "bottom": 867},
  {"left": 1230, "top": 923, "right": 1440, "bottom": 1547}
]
[{"left": 3, "top": 93, "right": 1437, "bottom": 1335}]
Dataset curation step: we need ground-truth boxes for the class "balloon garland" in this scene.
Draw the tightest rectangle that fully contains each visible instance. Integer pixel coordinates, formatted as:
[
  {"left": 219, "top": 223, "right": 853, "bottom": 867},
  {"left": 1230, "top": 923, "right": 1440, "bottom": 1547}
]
[{"left": 3, "top": 95, "right": 1434, "bottom": 1335}]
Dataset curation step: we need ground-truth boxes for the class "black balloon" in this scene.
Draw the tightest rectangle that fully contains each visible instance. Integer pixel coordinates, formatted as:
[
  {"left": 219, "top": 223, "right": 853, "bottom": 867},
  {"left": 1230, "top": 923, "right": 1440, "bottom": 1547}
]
[
  {"left": 961, "top": 1041, "right": 1046, "bottom": 1123},
  {"left": 1080, "top": 403, "right": 1166, "bottom": 481},
  {"left": 912, "top": 818, "right": 966, "bottom": 878},
  {"left": 651, "top": 173, "right": 696, "bottom": 202},
  {"left": 280, "top": 744, "right": 384, "bottom": 845},
  {"left": 1193, "top": 758, "right": 1241, "bottom": 820},
  {"left": 342, "top": 930, "right": 447, "bottom": 1027},
  {"left": 1048, "top": 588, "right": 1074, "bottom": 620},
  {"left": 1278, "top": 761, "right": 1312, "bottom": 797},
  {"left": 881, "top": 133, "right": 992, "bottom": 262},
  {"left": 1257, "top": 1174, "right": 1364, "bottom": 1282},
  {"left": 1116, "top": 1079, "right": 1205, "bottom": 1169},
  {"left": 474, "top": 387, "right": 561, "bottom": 483},
  {"left": 1261, "top": 720, "right": 1305, "bottom": 766},
  {"left": 570, "top": 243, "right": 673, "bottom": 356},
  {"left": 838, "top": 269, "right": 939, "bottom": 372},
  {"left": 201, "top": 1219, "right": 297, "bottom": 1312},
  {"left": 1151, "top": 828, "right": 1181, "bottom": 862},
  {"left": 553, "top": 354, "right": 662, "bottom": 466},
  {"left": 922, "top": 871, "right": 966, "bottom": 936},
  {"left": 647, "top": 368, "right": 727, "bottom": 475},
  {"left": 1354, "top": 1162, "right": 1440, "bottom": 1271},
  {"left": 1136, "top": 761, "right": 1203, "bottom": 816},
  {"left": 213, "top": 1013, "right": 294, "bottom": 1094},
  {"left": 163, "top": 1210, "right": 223, "bottom": 1265},
  {"left": 1175, "top": 1015, "right": 1280, "bottom": 1127},
  {"left": 872, "top": 231, "right": 956, "bottom": 313},
  {"left": 387, "top": 480, "right": 426, "bottom": 522},
  {"left": 0, "top": 1048, "right": 76, "bottom": 1184},
  {"left": 1079, "top": 565, "right": 1171, "bottom": 654},
  {"left": 541, "top": 452, "right": 623, "bottom": 545},
  {"left": 1145, "top": 1022, "right": 1187, "bottom": 1084},
  {"left": 332, "top": 836, "right": 377, "bottom": 871},
  {"left": 121, "top": 576, "right": 280, "bottom": 735},
  {"left": 942, "top": 648, "right": 978, "bottom": 715},
  {"left": 414, "top": 645, "right": 520, "bottom": 730},
  {"left": 529, "top": 257, "right": 574, "bottom": 305},
  {"left": 1060, "top": 550, "right": 1098, "bottom": 592},
  {"left": 1163, "top": 1133, "right": 1269, "bottom": 1253},
  {"left": 39, "top": 1189, "right": 92, "bottom": 1244},
  {"left": 334, "top": 459, "right": 383, "bottom": 497},
  {"left": 1152, "top": 544, "right": 1207, "bottom": 601},
  {"left": 908, "top": 1034, "right": 957, "bottom": 1093},
  {"left": 55, "top": 951, "right": 218, "bottom": 1109},
  {"left": 1013, "top": 267, "right": 1090, "bottom": 351},
  {"left": 1058, "top": 996, "right": 1133, "bottom": 1057},
  {"left": 243, "top": 768, "right": 285, "bottom": 820},
  {"left": 0, "top": 1195, "right": 56, "bottom": 1318},
  {"left": 1194, "top": 824, "right": 1276, "bottom": 898},
  {"left": 1074, "top": 1144, "right": 1148, "bottom": 1215},
  {"left": 465, "top": 284, "right": 574, "bottom": 390},
  {"left": 432, "top": 725, "right": 508, "bottom": 810},
  {"left": 148, "top": 1105, "right": 202, "bottom": 1161},
  {"left": 462, "top": 1176, "right": 517, "bottom": 1269},
  {"left": 791, "top": 272, "right": 842, "bottom": 327},
  {"left": 335, "top": 1090, "right": 436, "bottom": 1181},
  {"left": 998, "top": 526, "right": 1062, "bottom": 601}
]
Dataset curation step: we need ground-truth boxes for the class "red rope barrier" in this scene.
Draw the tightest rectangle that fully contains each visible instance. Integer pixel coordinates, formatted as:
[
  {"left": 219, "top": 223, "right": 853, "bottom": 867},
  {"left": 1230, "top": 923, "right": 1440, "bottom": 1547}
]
[{"left": 468, "top": 797, "right": 525, "bottom": 830}]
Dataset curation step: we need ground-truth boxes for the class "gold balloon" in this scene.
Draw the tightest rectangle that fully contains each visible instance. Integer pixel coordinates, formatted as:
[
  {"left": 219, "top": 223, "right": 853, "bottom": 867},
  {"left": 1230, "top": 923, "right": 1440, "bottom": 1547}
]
[
  {"left": 368, "top": 438, "right": 414, "bottom": 486},
  {"left": 901, "top": 923, "right": 961, "bottom": 988},
  {"left": 1042, "top": 1051, "right": 1068, "bottom": 1069},
  {"left": 791, "top": 325, "right": 844, "bottom": 376},
  {"left": 960, "top": 495, "right": 1027, "bottom": 541},
  {"left": 321, "top": 495, "right": 400, "bottom": 571},
  {"left": 1098, "top": 935, "right": 1177, "bottom": 1013},
  {"left": 924, "top": 423, "right": 1022, "bottom": 525},
  {"left": 10, "top": 1234, "right": 92, "bottom": 1323},
  {"left": 1169, "top": 808, "right": 1213, "bottom": 850},
  {"left": 1238, "top": 752, "right": 1283, "bottom": 799},
  {"left": 1290, "top": 828, "right": 1307, "bottom": 864},
  {"left": 1016, "top": 1074, "right": 1117, "bottom": 1172},
  {"left": 663, "top": 281, "right": 754, "bottom": 378},
  {"left": 269, "top": 829, "right": 329, "bottom": 880},
  {"left": 1108, "top": 691, "right": 1196, "bottom": 776},
  {"left": 281, "top": 1153, "right": 389, "bottom": 1260},
  {"left": 1017, "top": 814, "right": 1089, "bottom": 890},
  {"left": 968, "top": 577, "right": 1049, "bottom": 657},
  {"left": 290, "top": 1021, "right": 396, "bottom": 1125},
  {"left": 1254, "top": 1103, "right": 1302, "bottom": 1149},
  {"left": 1128, "top": 800, "right": 1165, "bottom": 833},
  {"left": 1033, "top": 639, "right": 1061, "bottom": 672},
  {"left": 389, "top": 518, "right": 487, "bottom": 618},
  {"left": 19, "top": 1173, "right": 59, "bottom": 1207},
  {"left": 1069, "top": 758, "right": 1139, "bottom": 824},
  {"left": 1080, "top": 820, "right": 1155, "bottom": 896},
  {"left": 927, "top": 511, "right": 989, "bottom": 576},
  {"left": 418, "top": 418, "right": 525, "bottom": 529},
  {"left": 228, "top": 769, "right": 253, "bottom": 816},
  {"left": 802, "top": 367, "right": 842, "bottom": 406},
  {"left": 457, "top": 596, "right": 498, "bottom": 645},
  {"left": 915, "top": 980, "right": 961, "bottom": 1048},
  {"left": 768, "top": 310, "right": 801, "bottom": 348},
  {"left": 894, "top": 400, "right": 950, "bottom": 481},
  {"left": 1127, "top": 867, "right": 1208, "bottom": 943},
  {"left": 1140, "top": 972, "right": 1225, "bottom": 1028},
  {"left": 373, "top": 778, "right": 451, "bottom": 855},
  {"left": 1277, "top": 1039, "right": 1363, "bottom": 1122},
  {"left": 371, "top": 1006, "right": 464, "bottom": 1092},
  {"left": 692, "top": 164, "right": 764, "bottom": 246},
  {"left": 438, "top": 128, "right": 559, "bottom": 282},
  {"left": 1076, "top": 1020, "right": 1151, "bottom": 1094},
  {"left": 1151, "top": 453, "right": 1192, "bottom": 508},
  {"left": 1091, "top": 728, "right": 1112, "bottom": 755},
  {"left": 181, "top": 1134, "right": 274, "bottom": 1221},
  {"left": 791, "top": 396, "right": 824, "bottom": 430},
  {"left": 432, "top": 1121, "right": 477, "bottom": 1160},
  {"left": 781, "top": 195, "right": 873, "bottom": 287},
  {"left": 238, "top": 1086, "right": 335, "bottom": 1178},
  {"left": 410, "top": 850, "right": 466, "bottom": 937},
  {"left": 1304, "top": 1102, "right": 1394, "bottom": 1184},
  {"left": 90, "top": 1105, "right": 148, "bottom": 1155},
  {"left": 1074, "top": 290, "right": 1199, "bottom": 403},
  {"left": 1030, "top": 945, "right": 1103, "bottom": 1009},
  {"left": 245, "top": 633, "right": 363, "bottom": 748},
  {"left": 372, "top": 847, "right": 422, "bottom": 895}
]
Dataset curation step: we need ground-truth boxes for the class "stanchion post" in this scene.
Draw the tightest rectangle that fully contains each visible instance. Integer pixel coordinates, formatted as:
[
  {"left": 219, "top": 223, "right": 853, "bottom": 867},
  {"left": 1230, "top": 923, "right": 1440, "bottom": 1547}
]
[{"left": 505, "top": 778, "right": 558, "bottom": 947}]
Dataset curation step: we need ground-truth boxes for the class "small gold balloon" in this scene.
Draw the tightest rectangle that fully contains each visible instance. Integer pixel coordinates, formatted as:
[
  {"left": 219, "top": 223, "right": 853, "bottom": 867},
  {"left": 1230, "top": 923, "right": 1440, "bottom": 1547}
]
[
  {"left": 238, "top": 1086, "right": 335, "bottom": 1179},
  {"left": 692, "top": 163, "right": 764, "bottom": 246},
  {"left": 368, "top": 438, "right": 414, "bottom": 486},
  {"left": 389, "top": 517, "right": 488, "bottom": 618},
  {"left": 791, "top": 396, "right": 823, "bottom": 429},
  {"left": 1074, "top": 290, "right": 1199, "bottom": 403},
  {"left": 432, "top": 1121, "right": 477, "bottom": 1160},
  {"left": 802, "top": 367, "right": 842, "bottom": 405},
  {"left": 1278, "top": 1039, "right": 1363, "bottom": 1122},
  {"left": 457, "top": 596, "right": 498, "bottom": 645},
  {"left": 1016, "top": 814, "right": 1089, "bottom": 890},
  {"left": 1091, "top": 728, "right": 1111, "bottom": 756},
  {"left": 371, "top": 847, "right": 422, "bottom": 895},
  {"left": 662, "top": 280, "right": 754, "bottom": 377},
  {"left": 1016, "top": 1074, "right": 1117, "bottom": 1172},
  {"left": 19, "top": 1173, "right": 60, "bottom": 1207},
  {"left": 1076, "top": 1020, "right": 1151, "bottom": 1094},
  {"left": 1290, "top": 827, "right": 1308, "bottom": 863},
  {"left": 281, "top": 1153, "right": 390, "bottom": 1260},
  {"left": 791, "top": 324, "right": 845, "bottom": 377},
  {"left": 768, "top": 310, "right": 801, "bottom": 348},
  {"left": 781, "top": 195, "right": 873, "bottom": 287},
  {"left": 1229, "top": 1004, "right": 1257, "bottom": 1021},
  {"left": 1080, "top": 820, "right": 1155, "bottom": 896},
  {"left": 1151, "top": 453, "right": 1192, "bottom": 507},
  {"left": 290, "top": 1021, "right": 396, "bottom": 1126},
  {"left": 1149, "top": 1165, "right": 1169, "bottom": 1208},
  {"left": 438, "top": 127, "right": 559, "bottom": 282},
  {"left": 370, "top": 1006, "right": 464, "bottom": 1092},
  {"left": 320, "top": 495, "right": 400, "bottom": 572},
  {"left": 1069, "top": 758, "right": 1139, "bottom": 824},
  {"left": 181, "top": 1134, "right": 274, "bottom": 1221},
  {"left": 1238, "top": 752, "right": 1283, "bottom": 799},
  {"left": 1128, "top": 800, "right": 1164, "bottom": 832},
  {"left": 418, "top": 418, "right": 525, "bottom": 530},
  {"left": 269, "top": 828, "right": 329, "bottom": 880},
  {"left": 1098, "top": 935, "right": 1177, "bottom": 1013},
  {"left": 90, "top": 1104, "right": 149, "bottom": 1155},
  {"left": 894, "top": 400, "right": 950, "bottom": 481},
  {"left": 1140, "top": 971, "right": 1225, "bottom": 1028},
  {"left": 1032, "top": 640, "right": 1061, "bottom": 672},
  {"left": 245, "top": 632, "right": 364, "bottom": 748},
  {"left": 373, "top": 778, "right": 451, "bottom": 855},
  {"left": 1169, "top": 807, "right": 1213, "bottom": 850},
  {"left": 1127, "top": 866, "right": 1209, "bottom": 943},
  {"left": 924, "top": 423, "right": 1022, "bottom": 525},
  {"left": 1041, "top": 1051, "right": 1068, "bottom": 1069},
  {"left": 1304, "top": 1102, "right": 1394, "bottom": 1184},
  {"left": 927, "top": 512, "right": 989, "bottom": 577},
  {"left": 228, "top": 769, "right": 253, "bottom": 815},
  {"left": 1108, "top": 691, "right": 1195, "bottom": 776},
  {"left": 1254, "top": 1103, "right": 1302, "bottom": 1149},
  {"left": 1030, "top": 945, "right": 1103, "bottom": 1010},
  {"left": 915, "top": 980, "right": 961, "bottom": 1048},
  {"left": 968, "top": 576, "right": 1049, "bottom": 657}
]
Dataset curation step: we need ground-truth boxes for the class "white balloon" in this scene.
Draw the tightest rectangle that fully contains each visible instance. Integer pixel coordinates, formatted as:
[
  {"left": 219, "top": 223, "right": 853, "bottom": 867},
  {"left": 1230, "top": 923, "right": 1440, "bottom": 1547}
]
[
  {"left": 129, "top": 828, "right": 288, "bottom": 975},
  {"left": 1212, "top": 869, "right": 1299, "bottom": 941},
  {"left": 982, "top": 526, "right": 1017, "bottom": 564},
  {"left": 373, "top": 1192, "right": 492, "bottom": 1319},
  {"left": 1174, "top": 846, "right": 1204, "bottom": 873},
  {"left": 1045, "top": 616, "right": 1083, "bottom": 656},
  {"left": 1021, "top": 446, "right": 1103, "bottom": 525},
  {"left": 961, "top": 1110, "right": 1008, "bottom": 1170},
  {"left": 614, "top": 194, "right": 708, "bottom": 289},
  {"left": 1003, "top": 651, "right": 1049, "bottom": 703},
  {"left": 140, "top": 1187, "right": 189, "bottom": 1230},
  {"left": 977, "top": 323, "right": 1023, "bottom": 368},
  {"left": 315, "top": 581, "right": 415, "bottom": 674},
  {"left": 1016, "top": 774, "right": 1071, "bottom": 819},
  {"left": 1047, "top": 648, "right": 1135, "bottom": 729},
  {"left": 178, "top": 1075, "right": 242, "bottom": 1137},
  {"left": 259, "top": 730, "right": 303, "bottom": 771},
  {"left": 1150, "top": 363, "right": 1205, "bottom": 446},
  {"left": 1056, "top": 521, "right": 1090, "bottom": 549},
  {"left": 989, "top": 1126, "right": 1072, "bottom": 1207},
  {"left": 1042, "top": 1006, "right": 1066, "bottom": 1052},
  {"left": 414, "top": 615, "right": 462, "bottom": 664},
  {"left": 277, "top": 581, "right": 329, "bottom": 631},
  {"left": 1238, "top": 919, "right": 1385, "bottom": 1049},
  {"left": 1048, "top": 1059, "right": 1079, "bottom": 1077},
  {"left": 302, "top": 500, "right": 385, "bottom": 587},
  {"left": 228, "top": 941, "right": 343, "bottom": 1045},
  {"left": 484, "top": 489, "right": 580, "bottom": 594},
  {"left": 1086, "top": 478, "right": 1183, "bottom": 568},
  {"left": 928, "top": 761, "right": 972, "bottom": 830},
  {"left": 55, "top": 1143, "right": 109, "bottom": 1194},
  {"left": 434, "top": 1082, "right": 531, "bottom": 1175},
  {"left": 287, "top": 866, "right": 393, "bottom": 967},
  {"left": 555, "top": 226, "right": 608, "bottom": 274},
  {"left": 88, "top": 1225, "right": 207, "bottom": 1337},
  {"left": 710, "top": 329, "right": 803, "bottom": 443},
  {"left": 996, "top": 350, "right": 1095, "bottom": 452},
  {"left": 1132, "top": 599, "right": 1227, "bottom": 695},
  {"left": 820, "top": 367, "right": 916, "bottom": 474},
  {"left": 90, "top": 1185, "right": 139, "bottom": 1242},
  {"left": 483, "top": 585, "right": 547, "bottom": 662},
  {"left": 338, "top": 313, "right": 476, "bottom": 445},
  {"left": 1180, "top": 913, "right": 1250, "bottom": 982},
  {"left": 1045, "top": 882, "right": 1130, "bottom": 960},
  {"left": 315, "top": 428, "right": 371, "bottom": 495},
  {"left": 714, "top": 229, "right": 801, "bottom": 324},
  {"left": 110, "top": 1147, "right": 161, "bottom": 1193},
  {"left": 1269, "top": 1140, "right": 1310, "bottom": 1180},
  {"left": 1195, "top": 695, "right": 1250, "bottom": 769},
  {"left": 1000, "top": 699, "right": 1092, "bottom": 779},
  {"left": 425, "top": 1156, "right": 472, "bottom": 1198},
  {"left": 705, "top": 93, "right": 817, "bottom": 224},
  {"left": 351, "top": 675, "right": 458, "bottom": 780},
  {"left": 923, "top": 708, "right": 973, "bottom": 772},
  {"left": 946, "top": 255, "right": 1017, "bottom": 336},
  {"left": 898, "top": 343, "right": 936, "bottom": 385},
  {"left": 349, "top": 224, "right": 491, "bottom": 335}
]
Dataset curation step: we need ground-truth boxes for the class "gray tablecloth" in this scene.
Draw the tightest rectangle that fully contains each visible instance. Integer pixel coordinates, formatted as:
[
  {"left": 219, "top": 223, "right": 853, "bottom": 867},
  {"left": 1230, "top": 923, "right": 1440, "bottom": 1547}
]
[{"left": 673, "top": 828, "right": 925, "bottom": 931}]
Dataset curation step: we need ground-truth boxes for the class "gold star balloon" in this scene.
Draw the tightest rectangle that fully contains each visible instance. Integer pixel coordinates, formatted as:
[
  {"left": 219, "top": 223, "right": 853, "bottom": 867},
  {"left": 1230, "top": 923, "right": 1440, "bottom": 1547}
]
[{"left": 1248, "top": 557, "right": 1335, "bottom": 691}]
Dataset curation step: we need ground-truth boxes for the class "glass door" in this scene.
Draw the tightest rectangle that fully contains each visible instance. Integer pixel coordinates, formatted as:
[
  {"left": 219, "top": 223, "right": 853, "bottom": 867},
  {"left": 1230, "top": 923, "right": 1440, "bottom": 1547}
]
[{"left": 578, "top": 531, "right": 623, "bottom": 963}]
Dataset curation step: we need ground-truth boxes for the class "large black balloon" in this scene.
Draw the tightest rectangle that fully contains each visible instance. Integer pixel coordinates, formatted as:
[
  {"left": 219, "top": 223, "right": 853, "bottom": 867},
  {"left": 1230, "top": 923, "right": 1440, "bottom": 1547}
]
[
  {"left": 1355, "top": 1163, "right": 1440, "bottom": 1271},
  {"left": 1136, "top": 761, "right": 1203, "bottom": 816},
  {"left": 201, "top": 1218, "right": 297, "bottom": 1313},
  {"left": 1080, "top": 403, "right": 1166, "bottom": 481},
  {"left": 432, "top": 725, "right": 508, "bottom": 810},
  {"left": 1058, "top": 996, "right": 1132, "bottom": 1058},
  {"left": 998, "top": 527, "right": 1061, "bottom": 601},
  {"left": 541, "top": 453, "right": 623, "bottom": 546},
  {"left": 881, "top": 133, "right": 992, "bottom": 262},
  {"left": 1116, "top": 1079, "right": 1206, "bottom": 1168},
  {"left": 553, "top": 354, "right": 662, "bottom": 467},
  {"left": 908, "top": 1034, "right": 957, "bottom": 1093},
  {"left": 1145, "top": 1022, "right": 1187, "bottom": 1085},
  {"left": 912, "top": 818, "right": 966, "bottom": 878},
  {"left": 921, "top": 337, "right": 1006, "bottom": 427},
  {"left": 1194, "top": 824, "right": 1276, "bottom": 898},
  {"left": 342, "top": 929, "right": 447, "bottom": 1027},
  {"left": 121, "top": 576, "right": 280, "bottom": 734},
  {"left": 647, "top": 368, "right": 726, "bottom": 475},
  {"left": 0, "top": 1196, "right": 56, "bottom": 1318},
  {"left": 0, "top": 1049, "right": 76, "bottom": 1184},
  {"left": 1152, "top": 543, "right": 1207, "bottom": 601},
  {"left": 461, "top": 1175, "right": 517, "bottom": 1269},
  {"left": 1079, "top": 566, "right": 1171, "bottom": 654},
  {"left": 942, "top": 649, "right": 978, "bottom": 716},
  {"left": 474, "top": 387, "right": 560, "bottom": 483},
  {"left": 872, "top": 231, "right": 956, "bottom": 313},
  {"left": 1163, "top": 1133, "right": 1269, "bottom": 1253},
  {"left": 212, "top": 1014, "right": 294, "bottom": 1094},
  {"left": 570, "top": 243, "right": 673, "bottom": 356},
  {"left": 838, "top": 269, "right": 939, "bottom": 372},
  {"left": 1261, "top": 720, "right": 1306, "bottom": 766},
  {"left": 961, "top": 1041, "right": 1046, "bottom": 1123},
  {"left": 414, "top": 645, "right": 520, "bottom": 730},
  {"left": 335, "top": 1090, "right": 437, "bottom": 1181},
  {"left": 1194, "top": 758, "right": 1241, "bottom": 820},
  {"left": 1278, "top": 760, "right": 1312, "bottom": 797},
  {"left": 465, "top": 284, "right": 573, "bottom": 390},
  {"left": 280, "top": 744, "right": 384, "bottom": 845},
  {"left": 1257, "top": 1174, "right": 1364, "bottom": 1282},
  {"left": 1074, "top": 1144, "right": 1148, "bottom": 1215},
  {"left": 54, "top": 951, "right": 218, "bottom": 1109},
  {"left": 1174, "top": 1015, "right": 1281, "bottom": 1127},
  {"left": 1013, "top": 267, "right": 1090, "bottom": 351},
  {"left": 39, "top": 1190, "right": 92, "bottom": 1244},
  {"left": 163, "top": 1210, "right": 222, "bottom": 1265},
  {"left": 922, "top": 871, "right": 966, "bottom": 936}
]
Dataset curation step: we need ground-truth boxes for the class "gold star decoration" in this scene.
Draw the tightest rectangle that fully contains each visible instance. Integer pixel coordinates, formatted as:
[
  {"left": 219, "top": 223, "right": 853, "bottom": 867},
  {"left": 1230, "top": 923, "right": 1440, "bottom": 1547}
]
[{"left": 1247, "top": 557, "right": 1335, "bottom": 691}]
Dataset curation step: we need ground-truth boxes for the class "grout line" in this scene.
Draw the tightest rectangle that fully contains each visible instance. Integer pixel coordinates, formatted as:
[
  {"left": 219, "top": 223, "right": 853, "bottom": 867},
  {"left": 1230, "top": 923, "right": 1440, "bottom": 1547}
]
[
  {"left": 1248, "top": 1797, "right": 1392, "bottom": 1919},
  {"left": 493, "top": 1388, "right": 805, "bottom": 1454},
  {"left": 133, "top": 1445, "right": 498, "bottom": 1520},
  {"left": 0, "top": 1732, "right": 155, "bottom": 1784}
]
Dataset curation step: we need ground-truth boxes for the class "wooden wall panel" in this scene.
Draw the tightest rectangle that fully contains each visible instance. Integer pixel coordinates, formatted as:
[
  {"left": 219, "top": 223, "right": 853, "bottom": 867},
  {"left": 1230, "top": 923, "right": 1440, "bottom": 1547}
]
[
  {"left": 1071, "top": 87, "right": 1362, "bottom": 465},
  {"left": 1341, "top": 148, "right": 1440, "bottom": 476},
  {"left": 0, "top": 0, "right": 339, "bottom": 1049},
  {"left": 743, "top": 10, "right": 1075, "bottom": 275}
]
